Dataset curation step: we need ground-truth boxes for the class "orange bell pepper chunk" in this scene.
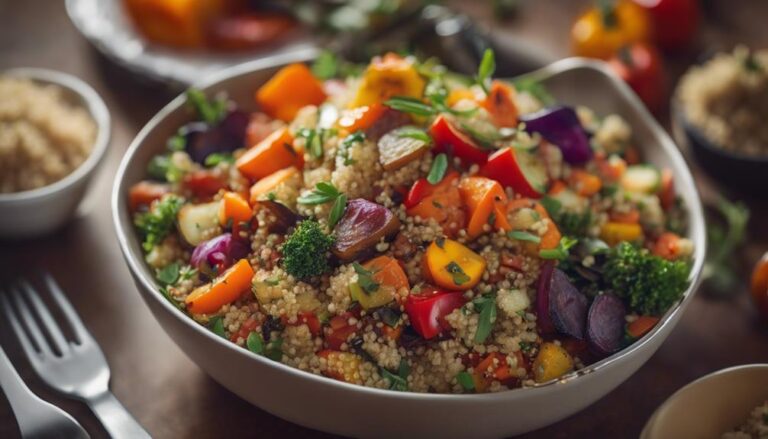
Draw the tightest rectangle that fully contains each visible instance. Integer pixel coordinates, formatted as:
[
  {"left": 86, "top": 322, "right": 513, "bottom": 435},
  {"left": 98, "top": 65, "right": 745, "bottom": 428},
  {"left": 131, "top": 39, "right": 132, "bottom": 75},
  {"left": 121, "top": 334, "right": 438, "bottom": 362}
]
[
  {"left": 568, "top": 169, "right": 602, "bottom": 197},
  {"left": 186, "top": 259, "right": 255, "bottom": 314},
  {"left": 337, "top": 103, "right": 386, "bottom": 132},
  {"left": 364, "top": 255, "right": 410, "bottom": 292},
  {"left": 482, "top": 81, "right": 519, "bottom": 128},
  {"left": 219, "top": 192, "right": 253, "bottom": 229},
  {"left": 626, "top": 316, "right": 660, "bottom": 339},
  {"left": 256, "top": 63, "right": 326, "bottom": 122},
  {"left": 248, "top": 166, "right": 299, "bottom": 204},
  {"left": 458, "top": 176, "right": 511, "bottom": 239},
  {"left": 236, "top": 126, "right": 300, "bottom": 180},
  {"left": 406, "top": 173, "right": 466, "bottom": 238}
]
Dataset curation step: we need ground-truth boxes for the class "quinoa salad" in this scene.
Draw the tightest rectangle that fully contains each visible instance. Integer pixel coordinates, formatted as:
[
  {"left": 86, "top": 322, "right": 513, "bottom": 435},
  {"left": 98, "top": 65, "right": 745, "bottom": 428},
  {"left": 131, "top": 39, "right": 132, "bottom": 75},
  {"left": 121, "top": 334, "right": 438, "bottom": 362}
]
[{"left": 128, "top": 51, "right": 693, "bottom": 394}]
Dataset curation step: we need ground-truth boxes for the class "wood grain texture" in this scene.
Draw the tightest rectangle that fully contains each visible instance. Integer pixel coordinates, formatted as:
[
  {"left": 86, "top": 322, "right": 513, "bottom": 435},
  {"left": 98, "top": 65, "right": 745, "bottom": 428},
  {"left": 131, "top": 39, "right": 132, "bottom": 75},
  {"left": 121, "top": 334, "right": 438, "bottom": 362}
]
[{"left": 0, "top": 1, "right": 766, "bottom": 437}]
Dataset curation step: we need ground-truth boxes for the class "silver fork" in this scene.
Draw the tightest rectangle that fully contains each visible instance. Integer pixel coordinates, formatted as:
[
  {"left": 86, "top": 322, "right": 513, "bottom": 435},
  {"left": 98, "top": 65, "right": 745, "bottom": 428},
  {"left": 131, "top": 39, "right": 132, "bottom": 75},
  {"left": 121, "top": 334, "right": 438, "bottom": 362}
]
[
  {"left": 0, "top": 344, "right": 89, "bottom": 438},
  {"left": 1, "top": 274, "right": 150, "bottom": 439}
]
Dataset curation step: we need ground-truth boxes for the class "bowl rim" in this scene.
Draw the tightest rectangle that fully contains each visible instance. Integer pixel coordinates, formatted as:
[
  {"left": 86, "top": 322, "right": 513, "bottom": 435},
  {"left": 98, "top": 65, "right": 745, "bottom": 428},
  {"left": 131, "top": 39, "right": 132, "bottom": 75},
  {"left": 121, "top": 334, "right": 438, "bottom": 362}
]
[
  {"left": 111, "top": 55, "right": 706, "bottom": 401},
  {"left": 0, "top": 67, "right": 111, "bottom": 202}
]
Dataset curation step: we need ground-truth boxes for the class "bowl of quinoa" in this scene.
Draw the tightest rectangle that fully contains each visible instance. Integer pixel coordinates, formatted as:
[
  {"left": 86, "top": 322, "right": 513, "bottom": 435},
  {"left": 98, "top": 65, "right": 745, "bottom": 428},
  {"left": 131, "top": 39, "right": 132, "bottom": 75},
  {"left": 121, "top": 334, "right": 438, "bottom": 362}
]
[
  {"left": 0, "top": 68, "right": 110, "bottom": 238},
  {"left": 113, "top": 54, "right": 705, "bottom": 438},
  {"left": 643, "top": 364, "right": 768, "bottom": 439}
]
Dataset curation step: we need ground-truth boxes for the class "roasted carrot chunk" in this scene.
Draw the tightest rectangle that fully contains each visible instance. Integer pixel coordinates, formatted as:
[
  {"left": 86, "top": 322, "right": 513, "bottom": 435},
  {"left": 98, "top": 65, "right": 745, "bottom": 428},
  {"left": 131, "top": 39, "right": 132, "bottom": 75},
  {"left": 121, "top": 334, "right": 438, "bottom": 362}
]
[
  {"left": 248, "top": 166, "right": 299, "bottom": 204},
  {"left": 483, "top": 81, "right": 519, "bottom": 127},
  {"left": 458, "top": 176, "right": 510, "bottom": 239},
  {"left": 256, "top": 63, "right": 326, "bottom": 121},
  {"left": 236, "top": 127, "right": 300, "bottom": 180},
  {"left": 186, "top": 259, "right": 255, "bottom": 314}
]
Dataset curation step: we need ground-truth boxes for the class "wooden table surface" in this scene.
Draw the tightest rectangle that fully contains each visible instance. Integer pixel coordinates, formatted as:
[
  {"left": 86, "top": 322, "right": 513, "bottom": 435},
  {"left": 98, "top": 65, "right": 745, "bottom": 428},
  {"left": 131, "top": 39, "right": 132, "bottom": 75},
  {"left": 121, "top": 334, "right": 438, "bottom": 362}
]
[{"left": 1, "top": 1, "right": 767, "bottom": 438}]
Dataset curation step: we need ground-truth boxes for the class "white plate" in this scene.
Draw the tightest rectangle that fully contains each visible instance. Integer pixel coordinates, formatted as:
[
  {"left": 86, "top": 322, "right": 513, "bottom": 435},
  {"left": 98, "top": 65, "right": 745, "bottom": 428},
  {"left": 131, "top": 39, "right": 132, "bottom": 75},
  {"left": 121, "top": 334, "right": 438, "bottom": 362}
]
[{"left": 65, "top": 0, "right": 319, "bottom": 88}]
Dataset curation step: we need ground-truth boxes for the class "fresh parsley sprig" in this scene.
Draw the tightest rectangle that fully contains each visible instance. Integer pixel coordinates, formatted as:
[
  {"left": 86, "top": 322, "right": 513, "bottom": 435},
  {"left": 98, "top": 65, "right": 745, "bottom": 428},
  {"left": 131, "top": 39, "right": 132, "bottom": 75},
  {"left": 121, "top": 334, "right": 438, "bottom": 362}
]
[{"left": 297, "top": 182, "right": 348, "bottom": 229}]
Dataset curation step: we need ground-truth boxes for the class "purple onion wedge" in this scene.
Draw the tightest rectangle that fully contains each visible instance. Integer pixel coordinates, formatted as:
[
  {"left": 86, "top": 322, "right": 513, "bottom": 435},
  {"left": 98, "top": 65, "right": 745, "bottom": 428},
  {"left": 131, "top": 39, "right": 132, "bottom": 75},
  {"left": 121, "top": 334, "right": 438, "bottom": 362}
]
[
  {"left": 549, "top": 269, "right": 588, "bottom": 340},
  {"left": 586, "top": 294, "right": 627, "bottom": 357},
  {"left": 332, "top": 199, "right": 400, "bottom": 262},
  {"left": 536, "top": 261, "right": 556, "bottom": 334},
  {"left": 190, "top": 233, "right": 249, "bottom": 271},
  {"left": 519, "top": 106, "right": 593, "bottom": 164}
]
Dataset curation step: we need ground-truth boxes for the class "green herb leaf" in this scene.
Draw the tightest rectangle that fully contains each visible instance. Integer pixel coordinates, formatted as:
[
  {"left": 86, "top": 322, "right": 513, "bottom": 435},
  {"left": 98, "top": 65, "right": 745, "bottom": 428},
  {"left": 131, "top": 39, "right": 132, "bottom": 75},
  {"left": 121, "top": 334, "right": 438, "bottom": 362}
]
[
  {"left": 246, "top": 331, "right": 264, "bottom": 354},
  {"left": 488, "top": 211, "right": 497, "bottom": 226},
  {"left": 339, "top": 131, "right": 365, "bottom": 165},
  {"left": 208, "top": 316, "right": 226, "bottom": 338},
  {"left": 397, "top": 127, "right": 432, "bottom": 144},
  {"left": 297, "top": 182, "right": 341, "bottom": 205},
  {"left": 456, "top": 371, "right": 475, "bottom": 391},
  {"left": 508, "top": 230, "right": 541, "bottom": 244},
  {"left": 381, "top": 363, "right": 409, "bottom": 391},
  {"left": 519, "top": 341, "right": 533, "bottom": 353},
  {"left": 167, "top": 133, "right": 186, "bottom": 151},
  {"left": 445, "top": 261, "right": 470, "bottom": 286},
  {"left": 147, "top": 154, "right": 183, "bottom": 183},
  {"left": 353, "top": 262, "right": 380, "bottom": 294},
  {"left": 134, "top": 195, "right": 184, "bottom": 252},
  {"left": 377, "top": 307, "right": 401, "bottom": 327},
  {"left": 328, "top": 194, "right": 347, "bottom": 229},
  {"left": 264, "top": 277, "right": 280, "bottom": 286},
  {"left": 427, "top": 153, "right": 448, "bottom": 185},
  {"left": 186, "top": 88, "right": 228, "bottom": 125},
  {"left": 265, "top": 337, "right": 283, "bottom": 361},
  {"left": 539, "top": 236, "right": 579, "bottom": 260},
  {"left": 384, "top": 96, "right": 437, "bottom": 116},
  {"left": 156, "top": 262, "right": 180, "bottom": 286},
  {"left": 476, "top": 49, "right": 496, "bottom": 94},
  {"left": 473, "top": 293, "right": 497, "bottom": 343},
  {"left": 204, "top": 153, "right": 234, "bottom": 167},
  {"left": 311, "top": 50, "right": 339, "bottom": 80}
]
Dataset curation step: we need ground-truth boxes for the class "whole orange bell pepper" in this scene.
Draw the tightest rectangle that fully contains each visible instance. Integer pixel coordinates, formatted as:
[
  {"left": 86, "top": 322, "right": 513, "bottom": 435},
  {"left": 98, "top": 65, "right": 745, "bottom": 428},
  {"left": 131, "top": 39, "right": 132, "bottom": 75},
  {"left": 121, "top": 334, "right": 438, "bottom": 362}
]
[{"left": 571, "top": 0, "right": 650, "bottom": 60}]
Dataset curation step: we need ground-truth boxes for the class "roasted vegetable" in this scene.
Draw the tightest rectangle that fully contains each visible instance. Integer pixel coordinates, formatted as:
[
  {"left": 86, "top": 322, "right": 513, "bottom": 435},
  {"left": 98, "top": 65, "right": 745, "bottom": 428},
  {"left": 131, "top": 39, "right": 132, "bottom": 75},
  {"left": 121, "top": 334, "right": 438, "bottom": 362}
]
[
  {"left": 405, "top": 172, "right": 466, "bottom": 238},
  {"left": 257, "top": 200, "right": 302, "bottom": 234},
  {"left": 249, "top": 166, "right": 300, "bottom": 204},
  {"left": 177, "top": 201, "right": 221, "bottom": 246},
  {"left": 548, "top": 269, "right": 588, "bottom": 340},
  {"left": 129, "top": 181, "right": 170, "bottom": 212},
  {"left": 190, "top": 233, "right": 248, "bottom": 273},
  {"left": 599, "top": 221, "right": 643, "bottom": 246},
  {"left": 519, "top": 106, "right": 593, "bottom": 164},
  {"left": 424, "top": 238, "right": 486, "bottom": 290},
  {"left": 482, "top": 81, "right": 519, "bottom": 128},
  {"left": 256, "top": 63, "right": 326, "bottom": 122},
  {"left": 480, "top": 147, "right": 548, "bottom": 199},
  {"left": 332, "top": 199, "right": 400, "bottom": 262},
  {"left": 430, "top": 115, "right": 489, "bottom": 165},
  {"left": 377, "top": 126, "right": 430, "bottom": 171},
  {"left": 185, "top": 259, "right": 254, "bottom": 314},
  {"left": 349, "top": 256, "right": 408, "bottom": 310},
  {"left": 350, "top": 53, "right": 425, "bottom": 107},
  {"left": 404, "top": 287, "right": 465, "bottom": 339},
  {"left": 236, "top": 127, "right": 301, "bottom": 181},
  {"left": 604, "top": 242, "right": 690, "bottom": 316},
  {"left": 281, "top": 219, "right": 335, "bottom": 279},
  {"left": 532, "top": 342, "right": 574, "bottom": 383},
  {"left": 586, "top": 294, "right": 626, "bottom": 356},
  {"left": 458, "top": 176, "right": 510, "bottom": 239}
]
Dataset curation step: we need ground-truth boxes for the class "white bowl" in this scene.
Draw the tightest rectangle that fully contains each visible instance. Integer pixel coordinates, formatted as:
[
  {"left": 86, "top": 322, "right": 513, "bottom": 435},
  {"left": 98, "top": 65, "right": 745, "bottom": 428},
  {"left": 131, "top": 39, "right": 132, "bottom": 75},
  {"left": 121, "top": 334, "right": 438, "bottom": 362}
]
[
  {"left": 0, "top": 68, "right": 111, "bottom": 238},
  {"left": 642, "top": 364, "right": 768, "bottom": 439},
  {"left": 112, "top": 56, "right": 706, "bottom": 438}
]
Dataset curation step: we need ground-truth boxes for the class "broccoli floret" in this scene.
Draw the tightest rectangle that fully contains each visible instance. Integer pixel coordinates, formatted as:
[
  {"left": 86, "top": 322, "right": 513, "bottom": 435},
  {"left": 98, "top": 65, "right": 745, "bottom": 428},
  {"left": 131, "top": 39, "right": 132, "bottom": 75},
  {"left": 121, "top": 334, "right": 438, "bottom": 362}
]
[
  {"left": 134, "top": 194, "right": 184, "bottom": 252},
  {"left": 604, "top": 242, "right": 691, "bottom": 316},
  {"left": 281, "top": 219, "right": 334, "bottom": 279}
]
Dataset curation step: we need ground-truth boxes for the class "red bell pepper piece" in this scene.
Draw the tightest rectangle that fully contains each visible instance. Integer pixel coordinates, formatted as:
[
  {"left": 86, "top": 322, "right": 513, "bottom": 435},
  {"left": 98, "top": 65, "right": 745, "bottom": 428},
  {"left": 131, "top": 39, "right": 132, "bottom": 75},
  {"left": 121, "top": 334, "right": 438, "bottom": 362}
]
[
  {"left": 324, "top": 313, "right": 357, "bottom": 350},
  {"left": 480, "top": 147, "right": 548, "bottom": 199},
  {"left": 429, "top": 115, "right": 489, "bottom": 165},
  {"left": 281, "top": 311, "right": 322, "bottom": 337},
  {"left": 183, "top": 170, "right": 227, "bottom": 198},
  {"left": 128, "top": 180, "right": 170, "bottom": 212},
  {"left": 405, "top": 287, "right": 466, "bottom": 339}
]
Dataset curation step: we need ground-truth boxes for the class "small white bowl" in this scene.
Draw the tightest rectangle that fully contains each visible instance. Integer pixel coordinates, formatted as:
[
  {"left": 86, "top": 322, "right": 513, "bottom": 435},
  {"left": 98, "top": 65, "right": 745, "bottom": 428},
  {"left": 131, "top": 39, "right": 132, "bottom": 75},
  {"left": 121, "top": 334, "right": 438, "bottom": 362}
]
[
  {"left": 0, "top": 68, "right": 111, "bottom": 238},
  {"left": 642, "top": 364, "right": 768, "bottom": 439}
]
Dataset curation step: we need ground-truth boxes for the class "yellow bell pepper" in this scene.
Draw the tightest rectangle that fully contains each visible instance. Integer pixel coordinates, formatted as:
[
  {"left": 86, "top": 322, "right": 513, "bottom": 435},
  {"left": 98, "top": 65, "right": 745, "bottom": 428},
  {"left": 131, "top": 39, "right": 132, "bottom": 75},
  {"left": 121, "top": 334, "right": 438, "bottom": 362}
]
[
  {"left": 533, "top": 342, "right": 574, "bottom": 383},
  {"left": 350, "top": 53, "right": 425, "bottom": 107},
  {"left": 424, "top": 238, "right": 486, "bottom": 291},
  {"left": 600, "top": 221, "right": 643, "bottom": 246},
  {"left": 571, "top": 0, "right": 650, "bottom": 60}
]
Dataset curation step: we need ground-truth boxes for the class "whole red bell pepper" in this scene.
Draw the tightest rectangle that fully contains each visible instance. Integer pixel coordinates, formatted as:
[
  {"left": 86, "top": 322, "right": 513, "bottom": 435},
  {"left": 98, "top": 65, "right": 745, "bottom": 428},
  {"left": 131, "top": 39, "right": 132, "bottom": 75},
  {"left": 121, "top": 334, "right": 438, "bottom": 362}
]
[
  {"left": 429, "top": 115, "right": 489, "bottom": 165},
  {"left": 405, "top": 287, "right": 466, "bottom": 339}
]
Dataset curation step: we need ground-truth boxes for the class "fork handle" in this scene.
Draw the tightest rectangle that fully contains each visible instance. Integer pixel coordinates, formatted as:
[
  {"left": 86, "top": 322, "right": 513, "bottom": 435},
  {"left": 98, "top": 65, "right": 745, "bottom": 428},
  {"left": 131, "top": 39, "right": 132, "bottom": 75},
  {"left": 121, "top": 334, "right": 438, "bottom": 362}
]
[{"left": 87, "top": 391, "right": 150, "bottom": 439}]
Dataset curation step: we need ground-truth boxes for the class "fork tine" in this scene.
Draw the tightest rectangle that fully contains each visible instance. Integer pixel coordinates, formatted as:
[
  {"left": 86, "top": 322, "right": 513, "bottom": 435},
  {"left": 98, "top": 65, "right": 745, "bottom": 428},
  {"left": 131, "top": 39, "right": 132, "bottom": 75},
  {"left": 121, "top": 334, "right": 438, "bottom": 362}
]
[
  {"left": 4, "top": 285, "right": 53, "bottom": 357},
  {"left": 0, "top": 291, "right": 43, "bottom": 361},
  {"left": 43, "top": 273, "right": 92, "bottom": 345},
  {"left": 19, "top": 279, "right": 70, "bottom": 355}
]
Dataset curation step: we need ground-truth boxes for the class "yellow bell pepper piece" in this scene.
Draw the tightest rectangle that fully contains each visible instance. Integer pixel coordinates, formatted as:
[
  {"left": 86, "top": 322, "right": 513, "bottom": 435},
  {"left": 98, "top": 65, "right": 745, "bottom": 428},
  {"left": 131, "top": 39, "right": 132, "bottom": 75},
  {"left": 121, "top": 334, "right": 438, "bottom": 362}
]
[
  {"left": 600, "top": 222, "right": 643, "bottom": 246},
  {"left": 350, "top": 53, "right": 425, "bottom": 107},
  {"left": 424, "top": 238, "right": 486, "bottom": 291},
  {"left": 533, "top": 342, "right": 574, "bottom": 383}
]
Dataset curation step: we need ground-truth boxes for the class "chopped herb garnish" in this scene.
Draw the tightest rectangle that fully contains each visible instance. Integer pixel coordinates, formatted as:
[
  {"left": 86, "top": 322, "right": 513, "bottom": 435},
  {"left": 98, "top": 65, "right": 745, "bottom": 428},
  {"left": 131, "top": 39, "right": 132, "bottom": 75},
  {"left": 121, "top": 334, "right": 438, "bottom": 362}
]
[
  {"left": 473, "top": 293, "right": 497, "bottom": 343},
  {"left": 204, "top": 152, "right": 234, "bottom": 167},
  {"left": 384, "top": 96, "right": 437, "bottom": 116},
  {"left": 297, "top": 182, "right": 342, "bottom": 205},
  {"left": 338, "top": 131, "right": 365, "bottom": 165},
  {"left": 246, "top": 331, "right": 264, "bottom": 354},
  {"left": 427, "top": 153, "right": 448, "bottom": 184},
  {"left": 476, "top": 48, "right": 496, "bottom": 94},
  {"left": 381, "top": 358, "right": 410, "bottom": 391},
  {"left": 456, "top": 371, "right": 475, "bottom": 391},
  {"left": 432, "top": 200, "right": 443, "bottom": 209},
  {"left": 267, "top": 192, "right": 277, "bottom": 201},
  {"left": 186, "top": 88, "right": 228, "bottom": 125},
  {"left": 378, "top": 307, "right": 401, "bottom": 327},
  {"left": 508, "top": 230, "right": 541, "bottom": 244},
  {"left": 265, "top": 337, "right": 283, "bottom": 361},
  {"left": 264, "top": 277, "right": 280, "bottom": 286},
  {"left": 397, "top": 127, "right": 432, "bottom": 144},
  {"left": 156, "top": 262, "right": 180, "bottom": 285},
  {"left": 297, "top": 127, "right": 337, "bottom": 160},
  {"left": 435, "top": 237, "right": 446, "bottom": 249},
  {"left": 519, "top": 341, "right": 533, "bottom": 353},
  {"left": 167, "top": 133, "right": 186, "bottom": 151},
  {"left": 328, "top": 194, "right": 347, "bottom": 229},
  {"left": 134, "top": 195, "right": 184, "bottom": 252},
  {"left": 147, "top": 154, "right": 183, "bottom": 183},
  {"left": 353, "top": 262, "right": 380, "bottom": 294},
  {"left": 208, "top": 316, "right": 226, "bottom": 338},
  {"left": 445, "top": 261, "right": 470, "bottom": 286},
  {"left": 539, "top": 236, "right": 579, "bottom": 260}
]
